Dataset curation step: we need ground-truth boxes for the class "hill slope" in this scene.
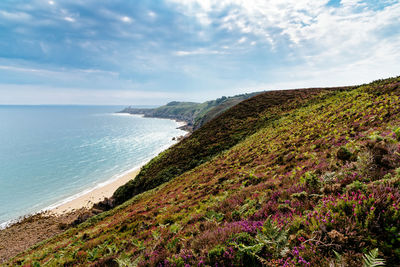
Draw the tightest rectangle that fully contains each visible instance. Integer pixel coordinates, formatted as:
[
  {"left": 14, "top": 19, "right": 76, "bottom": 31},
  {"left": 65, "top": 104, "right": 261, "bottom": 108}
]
[
  {"left": 8, "top": 77, "right": 400, "bottom": 266},
  {"left": 119, "top": 92, "right": 260, "bottom": 131},
  {"left": 113, "top": 87, "right": 348, "bottom": 205}
]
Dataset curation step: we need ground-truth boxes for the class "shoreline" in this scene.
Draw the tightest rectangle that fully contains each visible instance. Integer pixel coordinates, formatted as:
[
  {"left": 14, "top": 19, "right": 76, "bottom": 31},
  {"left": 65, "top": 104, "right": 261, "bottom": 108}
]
[
  {"left": 0, "top": 113, "right": 188, "bottom": 262},
  {"left": 0, "top": 116, "right": 188, "bottom": 227},
  {"left": 117, "top": 111, "right": 192, "bottom": 133},
  {"left": 49, "top": 118, "right": 188, "bottom": 215},
  {"left": 49, "top": 167, "right": 141, "bottom": 215}
]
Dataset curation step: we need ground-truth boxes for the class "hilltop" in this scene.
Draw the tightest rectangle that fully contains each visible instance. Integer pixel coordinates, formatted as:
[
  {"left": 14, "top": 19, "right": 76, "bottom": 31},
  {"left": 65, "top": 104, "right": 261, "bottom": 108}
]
[
  {"left": 4, "top": 77, "right": 400, "bottom": 266},
  {"left": 119, "top": 92, "right": 260, "bottom": 131}
]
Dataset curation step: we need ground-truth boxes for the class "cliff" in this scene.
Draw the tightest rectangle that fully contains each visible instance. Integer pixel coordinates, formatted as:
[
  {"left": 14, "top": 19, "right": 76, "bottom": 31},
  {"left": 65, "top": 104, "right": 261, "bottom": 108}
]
[{"left": 119, "top": 92, "right": 261, "bottom": 131}]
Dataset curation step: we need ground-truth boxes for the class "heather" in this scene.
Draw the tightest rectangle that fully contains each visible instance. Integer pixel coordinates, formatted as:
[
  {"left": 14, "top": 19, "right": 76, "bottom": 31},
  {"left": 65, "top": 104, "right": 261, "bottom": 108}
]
[
  {"left": 7, "top": 77, "right": 400, "bottom": 266},
  {"left": 113, "top": 87, "right": 347, "bottom": 205}
]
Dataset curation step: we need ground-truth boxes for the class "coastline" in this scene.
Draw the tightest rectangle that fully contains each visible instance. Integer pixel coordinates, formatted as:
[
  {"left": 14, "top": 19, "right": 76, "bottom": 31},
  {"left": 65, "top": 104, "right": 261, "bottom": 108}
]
[
  {"left": 48, "top": 118, "right": 188, "bottom": 215},
  {"left": 118, "top": 111, "right": 193, "bottom": 133},
  {"left": 0, "top": 111, "right": 189, "bottom": 263},
  {"left": 0, "top": 116, "right": 188, "bottom": 227},
  {"left": 50, "top": 167, "right": 140, "bottom": 215}
]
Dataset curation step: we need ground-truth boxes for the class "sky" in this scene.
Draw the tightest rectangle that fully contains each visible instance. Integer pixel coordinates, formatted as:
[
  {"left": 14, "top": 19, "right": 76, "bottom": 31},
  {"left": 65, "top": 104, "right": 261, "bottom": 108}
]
[{"left": 0, "top": 0, "right": 399, "bottom": 105}]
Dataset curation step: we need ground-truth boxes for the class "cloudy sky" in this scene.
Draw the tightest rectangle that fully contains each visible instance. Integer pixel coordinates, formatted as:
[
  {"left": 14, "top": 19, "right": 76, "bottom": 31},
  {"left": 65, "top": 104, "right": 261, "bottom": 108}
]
[{"left": 0, "top": 0, "right": 399, "bottom": 104}]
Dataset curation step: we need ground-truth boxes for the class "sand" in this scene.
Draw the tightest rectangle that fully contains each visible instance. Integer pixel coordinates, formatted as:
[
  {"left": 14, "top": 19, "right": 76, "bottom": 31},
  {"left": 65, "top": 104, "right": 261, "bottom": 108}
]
[
  {"left": 50, "top": 168, "right": 140, "bottom": 215},
  {"left": 0, "top": 168, "right": 141, "bottom": 262}
]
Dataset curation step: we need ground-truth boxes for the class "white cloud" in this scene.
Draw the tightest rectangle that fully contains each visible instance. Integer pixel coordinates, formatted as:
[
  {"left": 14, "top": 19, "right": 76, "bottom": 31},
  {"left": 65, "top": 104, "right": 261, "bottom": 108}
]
[
  {"left": 0, "top": 64, "right": 119, "bottom": 78},
  {"left": 168, "top": 0, "right": 400, "bottom": 79},
  {"left": 121, "top": 16, "right": 132, "bottom": 23},
  {"left": 0, "top": 10, "right": 31, "bottom": 21},
  {"left": 167, "top": 0, "right": 400, "bottom": 47},
  {"left": 98, "top": 9, "right": 134, "bottom": 24},
  {"left": 148, "top": 11, "right": 157, "bottom": 18},
  {"left": 64, "top": 16, "right": 75, "bottom": 22},
  {"left": 48, "top": 1, "right": 55, "bottom": 5},
  {"left": 238, "top": 37, "right": 247, "bottom": 44},
  {"left": 174, "top": 48, "right": 226, "bottom": 56}
]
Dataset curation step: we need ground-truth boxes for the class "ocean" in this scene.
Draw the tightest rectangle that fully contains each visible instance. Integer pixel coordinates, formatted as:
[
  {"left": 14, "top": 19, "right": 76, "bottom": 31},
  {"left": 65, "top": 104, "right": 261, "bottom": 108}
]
[{"left": 0, "top": 105, "right": 185, "bottom": 228}]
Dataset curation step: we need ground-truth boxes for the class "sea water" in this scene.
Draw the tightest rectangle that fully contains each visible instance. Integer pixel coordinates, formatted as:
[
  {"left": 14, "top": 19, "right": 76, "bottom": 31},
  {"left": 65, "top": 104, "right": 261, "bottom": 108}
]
[{"left": 0, "top": 105, "right": 185, "bottom": 228}]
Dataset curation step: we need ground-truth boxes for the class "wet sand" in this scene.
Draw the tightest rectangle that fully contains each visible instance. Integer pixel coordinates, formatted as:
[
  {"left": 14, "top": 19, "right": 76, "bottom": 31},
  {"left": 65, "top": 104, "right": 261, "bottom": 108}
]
[{"left": 51, "top": 168, "right": 140, "bottom": 215}]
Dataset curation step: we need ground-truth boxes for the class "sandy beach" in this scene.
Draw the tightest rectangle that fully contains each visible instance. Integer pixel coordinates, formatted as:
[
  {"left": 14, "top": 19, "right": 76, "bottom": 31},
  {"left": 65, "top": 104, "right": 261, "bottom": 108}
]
[{"left": 50, "top": 168, "right": 140, "bottom": 215}]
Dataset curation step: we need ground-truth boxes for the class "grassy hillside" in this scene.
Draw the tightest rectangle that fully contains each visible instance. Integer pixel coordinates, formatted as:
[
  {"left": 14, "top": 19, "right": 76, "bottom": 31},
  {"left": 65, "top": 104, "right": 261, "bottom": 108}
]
[
  {"left": 113, "top": 87, "right": 347, "bottom": 205},
  {"left": 8, "top": 77, "right": 400, "bottom": 266},
  {"left": 119, "top": 93, "right": 260, "bottom": 130}
]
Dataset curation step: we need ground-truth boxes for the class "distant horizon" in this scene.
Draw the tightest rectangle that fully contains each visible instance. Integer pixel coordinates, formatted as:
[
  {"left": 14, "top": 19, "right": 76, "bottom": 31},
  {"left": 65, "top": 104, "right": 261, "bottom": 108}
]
[
  {"left": 1, "top": 75, "right": 395, "bottom": 106},
  {"left": 0, "top": 0, "right": 399, "bottom": 104}
]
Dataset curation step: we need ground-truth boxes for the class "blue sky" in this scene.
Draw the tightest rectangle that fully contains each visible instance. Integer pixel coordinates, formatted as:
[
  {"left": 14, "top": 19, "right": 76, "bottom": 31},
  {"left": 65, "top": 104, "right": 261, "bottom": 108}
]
[{"left": 0, "top": 0, "right": 399, "bottom": 104}]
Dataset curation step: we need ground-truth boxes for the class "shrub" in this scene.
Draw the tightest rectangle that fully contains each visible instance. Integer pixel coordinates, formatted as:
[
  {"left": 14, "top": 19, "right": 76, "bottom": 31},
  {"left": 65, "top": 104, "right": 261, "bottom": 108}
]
[
  {"left": 345, "top": 181, "right": 367, "bottom": 193},
  {"left": 205, "top": 210, "right": 224, "bottom": 222},
  {"left": 369, "top": 134, "right": 384, "bottom": 142},
  {"left": 208, "top": 245, "right": 226, "bottom": 260},
  {"left": 300, "top": 171, "right": 321, "bottom": 190},
  {"left": 231, "top": 232, "right": 256, "bottom": 246},
  {"left": 337, "top": 147, "right": 353, "bottom": 161},
  {"left": 291, "top": 191, "right": 308, "bottom": 200},
  {"left": 393, "top": 127, "right": 400, "bottom": 141},
  {"left": 169, "top": 223, "right": 182, "bottom": 234}
]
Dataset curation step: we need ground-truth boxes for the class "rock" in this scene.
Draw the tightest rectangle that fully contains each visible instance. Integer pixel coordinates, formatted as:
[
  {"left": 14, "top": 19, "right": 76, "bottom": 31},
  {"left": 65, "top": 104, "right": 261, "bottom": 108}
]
[
  {"left": 91, "top": 208, "right": 103, "bottom": 215},
  {"left": 72, "top": 212, "right": 92, "bottom": 226},
  {"left": 92, "top": 197, "right": 115, "bottom": 211}
]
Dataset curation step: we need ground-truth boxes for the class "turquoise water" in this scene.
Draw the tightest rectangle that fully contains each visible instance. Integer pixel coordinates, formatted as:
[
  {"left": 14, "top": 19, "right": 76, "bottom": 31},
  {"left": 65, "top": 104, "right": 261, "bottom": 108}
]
[{"left": 0, "top": 106, "right": 185, "bottom": 227}]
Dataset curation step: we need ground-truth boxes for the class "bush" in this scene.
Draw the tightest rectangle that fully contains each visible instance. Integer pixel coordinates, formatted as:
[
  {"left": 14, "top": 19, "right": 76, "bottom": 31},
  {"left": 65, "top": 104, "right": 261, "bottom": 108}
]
[
  {"left": 208, "top": 245, "right": 226, "bottom": 259},
  {"left": 300, "top": 171, "right": 321, "bottom": 190},
  {"left": 394, "top": 127, "right": 400, "bottom": 141},
  {"left": 337, "top": 147, "right": 354, "bottom": 161},
  {"left": 345, "top": 180, "right": 367, "bottom": 193},
  {"left": 291, "top": 191, "right": 308, "bottom": 200}
]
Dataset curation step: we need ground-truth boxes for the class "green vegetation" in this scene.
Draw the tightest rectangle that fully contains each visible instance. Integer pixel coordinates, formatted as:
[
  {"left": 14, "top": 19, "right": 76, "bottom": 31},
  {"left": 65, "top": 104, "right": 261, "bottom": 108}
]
[
  {"left": 119, "top": 92, "right": 260, "bottom": 130},
  {"left": 7, "top": 77, "right": 400, "bottom": 266},
  {"left": 113, "top": 87, "right": 345, "bottom": 205},
  {"left": 362, "top": 248, "right": 386, "bottom": 267}
]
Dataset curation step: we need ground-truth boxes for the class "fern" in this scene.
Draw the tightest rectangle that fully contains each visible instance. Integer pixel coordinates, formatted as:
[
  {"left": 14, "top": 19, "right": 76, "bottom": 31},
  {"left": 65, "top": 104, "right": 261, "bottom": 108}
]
[
  {"left": 258, "top": 217, "right": 289, "bottom": 257},
  {"left": 131, "top": 239, "right": 146, "bottom": 251},
  {"left": 331, "top": 250, "right": 345, "bottom": 267},
  {"left": 362, "top": 248, "right": 385, "bottom": 267},
  {"left": 115, "top": 254, "right": 141, "bottom": 267},
  {"left": 232, "top": 217, "right": 289, "bottom": 263}
]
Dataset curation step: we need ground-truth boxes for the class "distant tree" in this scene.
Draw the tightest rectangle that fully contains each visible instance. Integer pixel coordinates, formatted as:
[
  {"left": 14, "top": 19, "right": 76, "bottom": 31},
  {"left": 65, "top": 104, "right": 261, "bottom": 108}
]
[{"left": 216, "top": 96, "right": 227, "bottom": 104}]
